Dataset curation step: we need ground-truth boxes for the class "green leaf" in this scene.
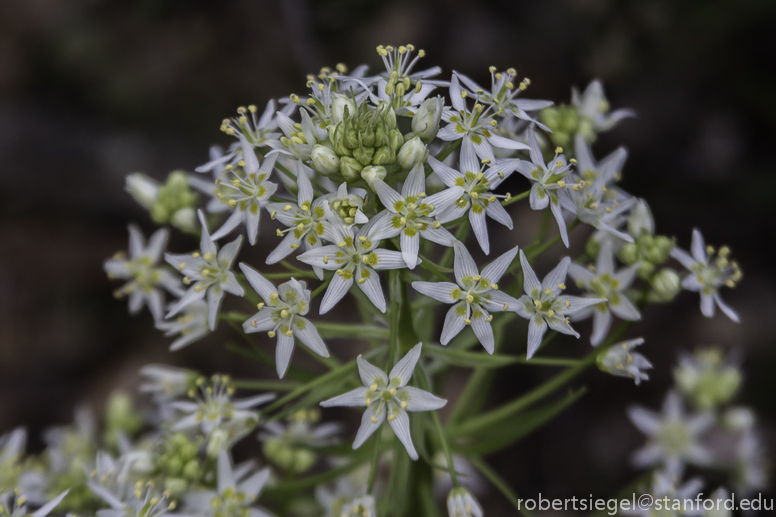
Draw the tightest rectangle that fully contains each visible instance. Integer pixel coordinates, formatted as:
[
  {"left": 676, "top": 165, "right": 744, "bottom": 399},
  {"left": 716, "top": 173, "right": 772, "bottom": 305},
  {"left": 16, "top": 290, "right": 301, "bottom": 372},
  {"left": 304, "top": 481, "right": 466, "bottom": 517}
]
[{"left": 426, "top": 345, "right": 521, "bottom": 368}]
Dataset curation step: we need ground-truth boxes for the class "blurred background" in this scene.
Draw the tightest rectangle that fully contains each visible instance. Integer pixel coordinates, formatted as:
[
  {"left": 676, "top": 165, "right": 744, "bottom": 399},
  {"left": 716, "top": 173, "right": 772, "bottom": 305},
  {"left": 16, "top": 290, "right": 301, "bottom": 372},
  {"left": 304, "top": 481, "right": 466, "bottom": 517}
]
[{"left": 1, "top": 0, "right": 775, "bottom": 512}]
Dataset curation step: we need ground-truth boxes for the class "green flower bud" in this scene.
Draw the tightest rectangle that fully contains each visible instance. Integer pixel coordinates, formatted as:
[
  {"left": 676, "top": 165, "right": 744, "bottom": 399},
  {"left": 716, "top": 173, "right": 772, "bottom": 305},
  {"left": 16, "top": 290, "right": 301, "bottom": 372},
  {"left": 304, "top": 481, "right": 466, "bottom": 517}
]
[
  {"left": 170, "top": 207, "right": 197, "bottom": 233},
  {"left": 412, "top": 96, "right": 444, "bottom": 142},
  {"left": 628, "top": 200, "right": 654, "bottom": 238},
  {"left": 397, "top": 136, "right": 427, "bottom": 170},
  {"left": 352, "top": 145, "right": 374, "bottom": 167},
  {"left": 105, "top": 390, "right": 143, "bottom": 436},
  {"left": 292, "top": 449, "right": 316, "bottom": 473},
  {"left": 164, "top": 478, "right": 189, "bottom": 499},
  {"left": 149, "top": 171, "right": 198, "bottom": 228},
  {"left": 340, "top": 157, "right": 364, "bottom": 182},
  {"left": 636, "top": 260, "right": 655, "bottom": 279},
  {"left": 125, "top": 173, "right": 159, "bottom": 210},
  {"left": 383, "top": 105, "right": 397, "bottom": 129},
  {"left": 585, "top": 235, "right": 603, "bottom": 258},
  {"left": 388, "top": 129, "right": 404, "bottom": 151},
  {"left": 371, "top": 146, "right": 395, "bottom": 166},
  {"left": 360, "top": 165, "right": 387, "bottom": 190},
  {"left": 647, "top": 268, "right": 681, "bottom": 303},
  {"left": 331, "top": 94, "right": 356, "bottom": 124},
  {"left": 618, "top": 242, "right": 639, "bottom": 265},
  {"left": 674, "top": 349, "right": 742, "bottom": 410},
  {"left": 311, "top": 144, "right": 341, "bottom": 176},
  {"left": 182, "top": 459, "right": 201, "bottom": 480}
]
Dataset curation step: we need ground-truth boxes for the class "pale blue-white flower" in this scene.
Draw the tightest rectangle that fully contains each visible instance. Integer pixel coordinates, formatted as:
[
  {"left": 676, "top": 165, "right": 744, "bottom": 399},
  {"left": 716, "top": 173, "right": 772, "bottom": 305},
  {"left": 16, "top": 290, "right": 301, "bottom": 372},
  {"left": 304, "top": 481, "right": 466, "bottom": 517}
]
[
  {"left": 447, "top": 487, "right": 483, "bottom": 517},
  {"left": 105, "top": 226, "right": 183, "bottom": 323},
  {"left": 369, "top": 77, "right": 437, "bottom": 116},
  {"left": 296, "top": 212, "right": 406, "bottom": 314},
  {"left": 428, "top": 138, "right": 518, "bottom": 254},
  {"left": 182, "top": 451, "right": 271, "bottom": 517},
  {"left": 596, "top": 338, "right": 652, "bottom": 385},
  {"left": 568, "top": 239, "right": 641, "bottom": 346},
  {"left": 0, "top": 491, "right": 68, "bottom": 517},
  {"left": 170, "top": 375, "right": 274, "bottom": 436},
  {"left": 514, "top": 129, "right": 580, "bottom": 247},
  {"left": 370, "top": 163, "right": 460, "bottom": 268},
  {"left": 210, "top": 136, "right": 278, "bottom": 245},
  {"left": 627, "top": 390, "right": 714, "bottom": 476},
  {"left": 412, "top": 243, "right": 521, "bottom": 354},
  {"left": 671, "top": 229, "right": 741, "bottom": 323},
  {"left": 620, "top": 470, "right": 704, "bottom": 517},
  {"left": 139, "top": 364, "right": 196, "bottom": 402},
  {"left": 573, "top": 133, "right": 628, "bottom": 187},
  {"left": 572, "top": 79, "right": 635, "bottom": 135},
  {"left": 265, "top": 161, "right": 332, "bottom": 278},
  {"left": 336, "top": 496, "right": 377, "bottom": 517},
  {"left": 267, "top": 109, "right": 319, "bottom": 161},
  {"left": 438, "top": 75, "right": 530, "bottom": 162},
  {"left": 156, "top": 300, "right": 211, "bottom": 351},
  {"left": 239, "top": 264, "right": 329, "bottom": 378},
  {"left": 91, "top": 484, "right": 176, "bottom": 517},
  {"left": 320, "top": 343, "right": 446, "bottom": 460},
  {"left": 315, "top": 465, "right": 370, "bottom": 517},
  {"left": 456, "top": 68, "right": 553, "bottom": 130},
  {"left": 320, "top": 183, "right": 370, "bottom": 227},
  {"left": 165, "top": 210, "right": 244, "bottom": 331},
  {"left": 514, "top": 251, "right": 606, "bottom": 358},
  {"left": 218, "top": 100, "right": 290, "bottom": 149},
  {"left": 189, "top": 144, "right": 239, "bottom": 214}
]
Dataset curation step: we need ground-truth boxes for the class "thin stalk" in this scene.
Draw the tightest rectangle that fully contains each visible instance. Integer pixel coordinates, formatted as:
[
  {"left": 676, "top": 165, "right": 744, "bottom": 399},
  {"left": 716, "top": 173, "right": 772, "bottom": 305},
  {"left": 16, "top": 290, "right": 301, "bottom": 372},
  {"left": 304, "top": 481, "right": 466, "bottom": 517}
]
[
  {"left": 469, "top": 456, "right": 533, "bottom": 517},
  {"left": 501, "top": 188, "right": 531, "bottom": 207},
  {"left": 431, "top": 412, "right": 458, "bottom": 487},
  {"left": 367, "top": 430, "right": 382, "bottom": 494}
]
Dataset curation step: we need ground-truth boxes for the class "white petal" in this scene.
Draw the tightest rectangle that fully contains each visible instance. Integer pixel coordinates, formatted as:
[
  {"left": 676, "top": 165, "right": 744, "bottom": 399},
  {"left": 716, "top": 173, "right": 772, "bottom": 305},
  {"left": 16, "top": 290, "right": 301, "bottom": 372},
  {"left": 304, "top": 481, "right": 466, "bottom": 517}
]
[
  {"left": 294, "top": 317, "right": 329, "bottom": 357},
  {"left": 388, "top": 409, "right": 417, "bottom": 460},
  {"left": 412, "top": 281, "right": 459, "bottom": 304},
  {"left": 401, "top": 231, "right": 420, "bottom": 269},
  {"left": 357, "top": 269, "right": 387, "bottom": 313},
  {"left": 627, "top": 406, "right": 661, "bottom": 435},
  {"left": 275, "top": 333, "right": 295, "bottom": 378},
  {"left": 471, "top": 313, "right": 495, "bottom": 354},
  {"left": 420, "top": 225, "right": 456, "bottom": 247},
  {"left": 245, "top": 209, "right": 261, "bottom": 246},
  {"left": 529, "top": 183, "right": 550, "bottom": 210},
  {"left": 549, "top": 200, "right": 569, "bottom": 248},
  {"left": 389, "top": 343, "right": 422, "bottom": 386},
  {"left": 691, "top": 228, "right": 707, "bottom": 264},
  {"left": 700, "top": 292, "right": 715, "bottom": 317},
  {"left": 374, "top": 180, "right": 405, "bottom": 214},
  {"left": 145, "top": 227, "right": 169, "bottom": 262},
  {"left": 242, "top": 310, "right": 276, "bottom": 333},
  {"left": 714, "top": 293, "right": 740, "bottom": 323},
  {"left": 485, "top": 200, "right": 513, "bottom": 229},
  {"left": 207, "top": 288, "right": 224, "bottom": 330},
  {"left": 526, "top": 129, "right": 544, "bottom": 166},
  {"left": 401, "top": 163, "right": 426, "bottom": 198},
  {"left": 526, "top": 317, "right": 547, "bottom": 359},
  {"left": 353, "top": 404, "right": 385, "bottom": 450},
  {"left": 371, "top": 248, "right": 407, "bottom": 270},
  {"left": 449, "top": 75, "right": 465, "bottom": 112},
  {"left": 567, "top": 262, "right": 595, "bottom": 285},
  {"left": 128, "top": 224, "right": 145, "bottom": 258},
  {"left": 357, "top": 355, "right": 388, "bottom": 386},
  {"left": 319, "top": 274, "right": 353, "bottom": 314},
  {"left": 469, "top": 208, "right": 490, "bottom": 255},
  {"left": 403, "top": 386, "right": 447, "bottom": 411},
  {"left": 166, "top": 287, "right": 206, "bottom": 318},
  {"left": 266, "top": 232, "right": 302, "bottom": 264},
  {"left": 488, "top": 133, "right": 530, "bottom": 151},
  {"left": 454, "top": 242, "right": 479, "bottom": 285},
  {"left": 210, "top": 208, "right": 244, "bottom": 242},
  {"left": 519, "top": 250, "right": 541, "bottom": 297},
  {"left": 239, "top": 263, "right": 278, "bottom": 303},
  {"left": 590, "top": 308, "right": 612, "bottom": 346},
  {"left": 296, "top": 245, "right": 342, "bottom": 270},
  {"left": 320, "top": 387, "right": 368, "bottom": 408},
  {"left": 428, "top": 155, "right": 461, "bottom": 188},
  {"left": 460, "top": 137, "right": 479, "bottom": 175},
  {"left": 480, "top": 246, "right": 519, "bottom": 285},
  {"left": 609, "top": 295, "right": 641, "bottom": 321},
  {"left": 218, "top": 235, "right": 243, "bottom": 266},
  {"left": 440, "top": 303, "right": 466, "bottom": 344},
  {"left": 425, "top": 186, "right": 465, "bottom": 216},
  {"left": 240, "top": 468, "right": 270, "bottom": 501},
  {"left": 542, "top": 257, "right": 571, "bottom": 295}
]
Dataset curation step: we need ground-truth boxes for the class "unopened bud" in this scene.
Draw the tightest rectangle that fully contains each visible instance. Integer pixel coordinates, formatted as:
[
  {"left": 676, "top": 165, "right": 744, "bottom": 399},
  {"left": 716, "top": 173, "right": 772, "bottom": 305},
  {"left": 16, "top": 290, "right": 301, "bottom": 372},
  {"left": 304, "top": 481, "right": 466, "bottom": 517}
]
[
  {"left": 311, "top": 145, "right": 341, "bottom": 176},
  {"left": 397, "top": 136, "right": 427, "bottom": 170},
  {"left": 412, "top": 96, "right": 444, "bottom": 142},
  {"left": 360, "top": 165, "right": 387, "bottom": 190},
  {"left": 647, "top": 268, "right": 681, "bottom": 303},
  {"left": 340, "top": 157, "right": 364, "bottom": 182}
]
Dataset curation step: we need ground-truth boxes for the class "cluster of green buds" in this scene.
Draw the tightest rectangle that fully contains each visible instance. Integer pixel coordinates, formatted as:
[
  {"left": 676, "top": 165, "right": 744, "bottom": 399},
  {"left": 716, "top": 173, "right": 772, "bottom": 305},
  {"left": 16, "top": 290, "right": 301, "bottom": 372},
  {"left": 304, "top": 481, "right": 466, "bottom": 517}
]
[
  {"left": 103, "top": 391, "right": 144, "bottom": 449},
  {"left": 618, "top": 233, "right": 675, "bottom": 279},
  {"left": 262, "top": 409, "right": 321, "bottom": 474},
  {"left": 674, "top": 348, "right": 742, "bottom": 410},
  {"left": 156, "top": 433, "right": 205, "bottom": 497},
  {"left": 126, "top": 172, "right": 199, "bottom": 232},
  {"left": 539, "top": 105, "right": 595, "bottom": 150},
  {"left": 49, "top": 462, "right": 95, "bottom": 513}
]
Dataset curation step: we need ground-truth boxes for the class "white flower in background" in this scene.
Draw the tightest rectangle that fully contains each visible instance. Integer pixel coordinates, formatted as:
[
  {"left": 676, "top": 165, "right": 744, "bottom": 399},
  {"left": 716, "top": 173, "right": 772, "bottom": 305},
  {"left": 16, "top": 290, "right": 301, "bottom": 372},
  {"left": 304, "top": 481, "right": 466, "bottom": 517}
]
[
  {"left": 91, "top": 484, "right": 175, "bottom": 517},
  {"left": 703, "top": 488, "right": 732, "bottom": 517},
  {"left": 596, "top": 338, "right": 652, "bottom": 385},
  {"left": 0, "top": 491, "right": 68, "bottom": 517},
  {"left": 428, "top": 138, "right": 518, "bottom": 254},
  {"left": 567, "top": 240, "right": 641, "bottom": 346},
  {"left": 189, "top": 144, "right": 238, "bottom": 213},
  {"left": 297, "top": 213, "right": 405, "bottom": 314},
  {"left": 456, "top": 68, "right": 553, "bottom": 130},
  {"left": 674, "top": 348, "right": 741, "bottom": 410},
  {"left": 439, "top": 75, "right": 530, "bottom": 162},
  {"left": 573, "top": 133, "right": 628, "bottom": 187},
  {"left": 315, "top": 465, "right": 370, "bottom": 517},
  {"left": 259, "top": 409, "right": 341, "bottom": 473},
  {"left": 733, "top": 431, "right": 768, "bottom": 494},
  {"left": 671, "top": 229, "right": 741, "bottom": 322},
  {"left": 514, "top": 130, "right": 580, "bottom": 247},
  {"left": 628, "top": 390, "right": 714, "bottom": 475},
  {"left": 138, "top": 364, "right": 196, "bottom": 402},
  {"left": 572, "top": 79, "right": 636, "bottom": 135},
  {"left": 370, "top": 163, "right": 460, "bottom": 268},
  {"left": 336, "top": 496, "right": 376, "bottom": 517},
  {"left": 320, "top": 343, "right": 446, "bottom": 460},
  {"left": 514, "top": 251, "right": 606, "bottom": 358},
  {"left": 620, "top": 470, "right": 704, "bottom": 517},
  {"left": 412, "top": 243, "right": 521, "bottom": 353},
  {"left": 432, "top": 453, "right": 486, "bottom": 497},
  {"left": 156, "top": 300, "right": 211, "bottom": 351},
  {"left": 183, "top": 451, "right": 271, "bottom": 517},
  {"left": 266, "top": 161, "right": 332, "bottom": 278},
  {"left": 447, "top": 487, "right": 483, "bottom": 517},
  {"left": 321, "top": 183, "right": 369, "bottom": 226},
  {"left": 165, "top": 210, "right": 244, "bottom": 331},
  {"left": 209, "top": 136, "right": 278, "bottom": 245},
  {"left": 170, "top": 374, "right": 274, "bottom": 436},
  {"left": 239, "top": 264, "right": 329, "bottom": 378},
  {"left": 105, "top": 226, "right": 183, "bottom": 323},
  {"left": 0, "top": 428, "right": 26, "bottom": 492}
]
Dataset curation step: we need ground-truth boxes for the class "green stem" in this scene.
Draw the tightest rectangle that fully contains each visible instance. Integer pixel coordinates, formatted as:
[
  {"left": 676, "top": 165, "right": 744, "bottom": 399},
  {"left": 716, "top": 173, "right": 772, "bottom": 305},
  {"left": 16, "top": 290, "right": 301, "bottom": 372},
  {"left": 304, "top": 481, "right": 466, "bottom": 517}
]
[
  {"left": 314, "top": 322, "right": 390, "bottom": 339},
  {"left": 469, "top": 456, "right": 533, "bottom": 517},
  {"left": 431, "top": 412, "right": 458, "bottom": 487},
  {"left": 310, "top": 277, "right": 332, "bottom": 300},
  {"left": 501, "top": 188, "right": 531, "bottom": 207},
  {"left": 388, "top": 270, "right": 403, "bottom": 367},
  {"left": 367, "top": 430, "right": 382, "bottom": 494},
  {"left": 232, "top": 379, "right": 299, "bottom": 391}
]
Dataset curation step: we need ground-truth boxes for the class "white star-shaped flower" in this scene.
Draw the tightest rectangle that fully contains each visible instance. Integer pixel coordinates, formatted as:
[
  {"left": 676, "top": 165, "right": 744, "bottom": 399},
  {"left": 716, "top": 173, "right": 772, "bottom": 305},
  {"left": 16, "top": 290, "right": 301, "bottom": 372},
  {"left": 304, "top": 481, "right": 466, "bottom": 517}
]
[
  {"left": 297, "top": 213, "right": 406, "bottom": 314},
  {"left": 568, "top": 239, "right": 641, "bottom": 346},
  {"left": 596, "top": 338, "right": 652, "bottom": 385},
  {"left": 165, "top": 210, "right": 244, "bottom": 331},
  {"left": 412, "top": 243, "right": 521, "bottom": 353},
  {"left": 210, "top": 135, "right": 278, "bottom": 246},
  {"left": 369, "top": 163, "right": 460, "bottom": 268},
  {"left": 105, "top": 225, "right": 183, "bottom": 323},
  {"left": 428, "top": 138, "right": 518, "bottom": 254},
  {"left": 671, "top": 229, "right": 741, "bottom": 323},
  {"left": 514, "top": 251, "right": 607, "bottom": 358},
  {"left": 239, "top": 264, "right": 329, "bottom": 378},
  {"left": 320, "top": 343, "right": 446, "bottom": 460}
]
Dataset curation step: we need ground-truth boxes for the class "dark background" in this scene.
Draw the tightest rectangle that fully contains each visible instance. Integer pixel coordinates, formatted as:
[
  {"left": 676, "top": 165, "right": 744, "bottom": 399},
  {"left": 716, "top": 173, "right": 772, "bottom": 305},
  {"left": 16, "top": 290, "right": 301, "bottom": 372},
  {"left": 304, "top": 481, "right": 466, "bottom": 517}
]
[{"left": 1, "top": 0, "right": 775, "bottom": 512}]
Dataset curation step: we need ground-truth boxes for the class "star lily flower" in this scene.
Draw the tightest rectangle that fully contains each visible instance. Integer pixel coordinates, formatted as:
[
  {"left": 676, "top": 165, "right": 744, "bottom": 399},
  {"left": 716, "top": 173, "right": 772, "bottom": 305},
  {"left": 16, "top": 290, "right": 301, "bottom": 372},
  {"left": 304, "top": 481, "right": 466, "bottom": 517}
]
[
  {"left": 0, "top": 491, "right": 68, "bottom": 517},
  {"left": 105, "top": 226, "right": 183, "bottom": 323},
  {"left": 183, "top": 451, "right": 272, "bottom": 517},
  {"left": 573, "top": 133, "right": 628, "bottom": 187},
  {"left": 369, "top": 76, "right": 437, "bottom": 116},
  {"left": 370, "top": 44, "right": 447, "bottom": 87},
  {"left": 90, "top": 484, "right": 175, "bottom": 517},
  {"left": 266, "top": 161, "right": 332, "bottom": 278},
  {"left": 567, "top": 239, "right": 641, "bottom": 346},
  {"left": 165, "top": 210, "right": 244, "bottom": 331},
  {"left": 438, "top": 75, "right": 530, "bottom": 162},
  {"left": 514, "top": 130, "right": 581, "bottom": 247},
  {"left": 514, "top": 251, "right": 607, "bottom": 358},
  {"left": 596, "top": 338, "right": 653, "bottom": 385},
  {"left": 267, "top": 109, "right": 319, "bottom": 161},
  {"left": 670, "top": 229, "right": 741, "bottom": 322},
  {"left": 189, "top": 144, "right": 238, "bottom": 213},
  {"left": 320, "top": 183, "right": 369, "bottom": 227},
  {"left": 218, "top": 99, "right": 291, "bottom": 150},
  {"left": 428, "top": 138, "right": 518, "bottom": 254},
  {"left": 239, "top": 264, "right": 329, "bottom": 378},
  {"left": 572, "top": 79, "right": 635, "bottom": 134},
  {"left": 139, "top": 364, "right": 196, "bottom": 402},
  {"left": 170, "top": 374, "right": 275, "bottom": 436},
  {"left": 156, "top": 300, "right": 210, "bottom": 351},
  {"left": 456, "top": 68, "right": 553, "bottom": 130},
  {"left": 412, "top": 243, "right": 521, "bottom": 353},
  {"left": 447, "top": 487, "right": 483, "bottom": 517},
  {"left": 210, "top": 136, "right": 278, "bottom": 245},
  {"left": 627, "top": 390, "right": 714, "bottom": 475},
  {"left": 320, "top": 343, "right": 446, "bottom": 460},
  {"left": 296, "top": 213, "right": 406, "bottom": 314},
  {"left": 370, "top": 163, "right": 461, "bottom": 268}
]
